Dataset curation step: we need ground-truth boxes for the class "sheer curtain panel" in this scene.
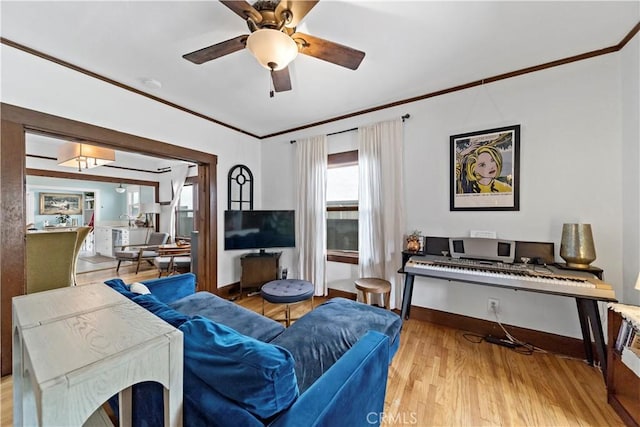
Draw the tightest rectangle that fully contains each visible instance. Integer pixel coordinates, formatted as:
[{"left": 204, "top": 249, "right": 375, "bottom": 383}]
[
  {"left": 358, "top": 118, "right": 405, "bottom": 309},
  {"left": 295, "top": 135, "right": 328, "bottom": 296},
  {"left": 161, "top": 164, "right": 189, "bottom": 241}
]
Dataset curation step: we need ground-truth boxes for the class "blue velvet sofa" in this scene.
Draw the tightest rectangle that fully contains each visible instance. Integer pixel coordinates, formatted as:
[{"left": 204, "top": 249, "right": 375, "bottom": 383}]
[{"left": 105, "top": 273, "right": 403, "bottom": 427}]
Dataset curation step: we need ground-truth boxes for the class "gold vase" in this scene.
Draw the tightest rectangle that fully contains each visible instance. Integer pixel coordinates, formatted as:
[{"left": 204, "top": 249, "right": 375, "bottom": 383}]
[{"left": 560, "top": 223, "right": 596, "bottom": 268}]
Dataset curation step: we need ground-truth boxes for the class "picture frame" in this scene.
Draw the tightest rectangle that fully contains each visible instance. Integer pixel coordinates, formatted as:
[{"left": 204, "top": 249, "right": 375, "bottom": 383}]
[
  {"left": 450, "top": 124, "right": 520, "bottom": 211},
  {"left": 39, "top": 193, "right": 83, "bottom": 215}
]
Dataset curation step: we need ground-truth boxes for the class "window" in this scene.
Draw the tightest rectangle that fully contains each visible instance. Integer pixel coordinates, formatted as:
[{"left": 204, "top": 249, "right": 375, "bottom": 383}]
[
  {"left": 176, "top": 181, "right": 196, "bottom": 239},
  {"left": 327, "top": 150, "right": 358, "bottom": 264},
  {"left": 126, "top": 185, "right": 140, "bottom": 218}
]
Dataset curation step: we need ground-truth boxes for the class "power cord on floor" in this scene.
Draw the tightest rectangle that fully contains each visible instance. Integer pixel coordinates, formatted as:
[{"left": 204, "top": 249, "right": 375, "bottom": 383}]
[
  {"left": 460, "top": 309, "right": 605, "bottom": 372},
  {"left": 487, "top": 305, "right": 541, "bottom": 355},
  {"left": 460, "top": 306, "right": 546, "bottom": 356}
]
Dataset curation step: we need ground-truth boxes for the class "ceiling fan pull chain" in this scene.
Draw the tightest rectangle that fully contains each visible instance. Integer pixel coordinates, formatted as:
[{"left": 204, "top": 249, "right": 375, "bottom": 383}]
[{"left": 269, "top": 69, "right": 275, "bottom": 98}]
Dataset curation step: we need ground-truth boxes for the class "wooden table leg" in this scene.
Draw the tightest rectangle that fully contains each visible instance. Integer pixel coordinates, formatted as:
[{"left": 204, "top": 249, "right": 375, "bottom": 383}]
[
  {"left": 120, "top": 386, "right": 133, "bottom": 427},
  {"left": 575, "top": 298, "right": 594, "bottom": 366},
  {"left": 165, "top": 330, "right": 184, "bottom": 427},
  {"left": 400, "top": 274, "right": 415, "bottom": 320},
  {"left": 576, "top": 298, "right": 607, "bottom": 380}
]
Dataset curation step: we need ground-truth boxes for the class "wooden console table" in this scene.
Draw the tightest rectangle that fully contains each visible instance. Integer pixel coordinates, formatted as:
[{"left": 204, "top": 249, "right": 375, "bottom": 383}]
[
  {"left": 240, "top": 251, "right": 281, "bottom": 296},
  {"left": 607, "top": 303, "right": 640, "bottom": 427},
  {"left": 12, "top": 284, "right": 183, "bottom": 426}
]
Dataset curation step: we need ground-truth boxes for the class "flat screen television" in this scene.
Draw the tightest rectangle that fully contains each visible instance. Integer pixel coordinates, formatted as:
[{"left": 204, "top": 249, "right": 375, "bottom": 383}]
[{"left": 224, "top": 210, "right": 295, "bottom": 251}]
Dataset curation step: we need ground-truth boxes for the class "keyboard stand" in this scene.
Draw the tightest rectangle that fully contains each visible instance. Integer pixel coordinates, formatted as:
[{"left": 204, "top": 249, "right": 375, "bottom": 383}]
[{"left": 399, "top": 269, "right": 611, "bottom": 380}]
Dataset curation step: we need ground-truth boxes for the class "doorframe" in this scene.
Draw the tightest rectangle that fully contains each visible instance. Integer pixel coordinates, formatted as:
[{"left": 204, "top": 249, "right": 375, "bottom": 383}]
[{"left": 0, "top": 102, "right": 218, "bottom": 375}]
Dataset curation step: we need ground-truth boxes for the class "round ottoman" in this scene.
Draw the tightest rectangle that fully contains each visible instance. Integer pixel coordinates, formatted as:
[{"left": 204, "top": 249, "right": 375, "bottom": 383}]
[{"left": 260, "top": 279, "right": 315, "bottom": 327}]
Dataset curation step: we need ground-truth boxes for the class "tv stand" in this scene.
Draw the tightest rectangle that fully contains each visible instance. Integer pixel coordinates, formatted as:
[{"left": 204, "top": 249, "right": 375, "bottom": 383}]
[
  {"left": 244, "top": 250, "right": 278, "bottom": 258},
  {"left": 240, "top": 251, "right": 281, "bottom": 297}
]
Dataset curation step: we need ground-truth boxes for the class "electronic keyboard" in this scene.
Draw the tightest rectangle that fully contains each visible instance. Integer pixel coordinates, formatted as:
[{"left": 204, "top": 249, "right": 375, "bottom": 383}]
[{"left": 404, "top": 255, "right": 616, "bottom": 301}]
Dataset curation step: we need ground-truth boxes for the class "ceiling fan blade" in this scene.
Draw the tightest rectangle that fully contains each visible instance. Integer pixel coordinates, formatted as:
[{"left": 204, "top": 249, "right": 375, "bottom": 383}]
[
  {"left": 292, "top": 32, "right": 365, "bottom": 70},
  {"left": 183, "top": 35, "right": 248, "bottom": 64},
  {"left": 271, "top": 67, "right": 292, "bottom": 92},
  {"left": 275, "top": 1, "right": 319, "bottom": 28},
  {"left": 219, "top": 0, "right": 262, "bottom": 23}
]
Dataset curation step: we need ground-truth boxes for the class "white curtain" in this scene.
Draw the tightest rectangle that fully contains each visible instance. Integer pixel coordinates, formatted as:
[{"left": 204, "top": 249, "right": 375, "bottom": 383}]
[
  {"left": 358, "top": 118, "right": 405, "bottom": 309},
  {"left": 295, "top": 135, "right": 328, "bottom": 296},
  {"left": 162, "top": 164, "right": 189, "bottom": 241}
]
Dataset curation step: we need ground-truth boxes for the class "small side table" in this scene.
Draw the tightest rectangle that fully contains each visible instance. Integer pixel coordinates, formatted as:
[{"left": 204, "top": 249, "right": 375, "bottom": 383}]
[
  {"left": 13, "top": 284, "right": 183, "bottom": 426},
  {"left": 241, "top": 252, "right": 282, "bottom": 297},
  {"left": 355, "top": 278, "right": 391, "bottom": 310}
]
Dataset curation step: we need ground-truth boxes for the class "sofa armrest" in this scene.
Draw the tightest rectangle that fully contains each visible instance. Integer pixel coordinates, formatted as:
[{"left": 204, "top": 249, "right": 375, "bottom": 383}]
[
  {"left": 141, "top": 272, "right": 196, "bottom": 304},
  {"left": 269, "top": 331, "right": 390, "bottom": 427}
]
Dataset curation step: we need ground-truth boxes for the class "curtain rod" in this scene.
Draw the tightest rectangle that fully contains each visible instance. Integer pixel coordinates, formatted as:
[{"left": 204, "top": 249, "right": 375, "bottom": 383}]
[{"left": 289, "top": 114, "right": 410, "bottom": 144}]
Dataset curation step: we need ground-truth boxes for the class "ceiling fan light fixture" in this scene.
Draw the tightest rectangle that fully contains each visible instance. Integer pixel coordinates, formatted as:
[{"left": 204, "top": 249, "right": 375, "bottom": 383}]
[{"left": 246, "top": 28, "right": 298, "bottom": 71}]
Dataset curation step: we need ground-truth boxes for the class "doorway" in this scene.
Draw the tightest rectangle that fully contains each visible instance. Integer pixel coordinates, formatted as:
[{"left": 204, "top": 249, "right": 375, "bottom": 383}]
[{"left": 0, "top": 102, "right": 218, "bottom": 375}]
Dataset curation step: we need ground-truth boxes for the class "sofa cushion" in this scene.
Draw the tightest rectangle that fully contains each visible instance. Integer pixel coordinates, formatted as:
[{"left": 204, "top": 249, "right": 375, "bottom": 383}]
[
  {"left": 179, "top": 315, "right": 298, "bottom": 419},
  {"left": 170, "top": 292, "right": 285, "bottom": 342},
  {"left": 130, "top": 282, "right": 151, "bottom": 294},
  {"left": 270, "top": 297, "right": 402, "bottom": 393},
  {"left": 131, "top": 293, "right": 191, "bottom": 328},
  {"left": 140, "top": 273, "right": 196, "bottom": 304}
]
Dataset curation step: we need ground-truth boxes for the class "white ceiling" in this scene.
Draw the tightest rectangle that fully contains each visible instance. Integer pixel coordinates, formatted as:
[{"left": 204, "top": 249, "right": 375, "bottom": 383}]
[{"left": 2, "top": 1, "right": 638, "bottom": 137}]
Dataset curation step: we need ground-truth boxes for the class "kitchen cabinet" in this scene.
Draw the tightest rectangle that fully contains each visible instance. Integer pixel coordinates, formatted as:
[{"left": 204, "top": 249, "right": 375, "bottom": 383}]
[
  {"left": 94, "top": 227, "right": 150, "bottom": 257},
  {"left": 94, "top": 226, "right": 113, "bottom": 257}
]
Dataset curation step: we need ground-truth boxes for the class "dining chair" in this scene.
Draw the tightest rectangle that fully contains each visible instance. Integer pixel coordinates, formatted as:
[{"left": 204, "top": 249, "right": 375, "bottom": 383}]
[
  {"left": 153, "top": 238, "right": 192, "bottom": 277},
  {"left": 71, "top": 226, "right": 92, "bottom": 285},
  {"left": 26, "top": 230, "right": 78, "bottom": 294},
  {"left": 114, "top": 232, "right": 169, "bottom": 274}
]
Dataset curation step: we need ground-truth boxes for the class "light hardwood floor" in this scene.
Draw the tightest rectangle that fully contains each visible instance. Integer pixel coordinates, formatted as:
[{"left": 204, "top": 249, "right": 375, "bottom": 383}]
[{"left": 1, "top": 266, "right": 623, "bottom": 426}]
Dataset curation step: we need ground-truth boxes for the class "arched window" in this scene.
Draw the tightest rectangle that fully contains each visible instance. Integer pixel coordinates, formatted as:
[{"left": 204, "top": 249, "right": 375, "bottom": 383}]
[{"left": 227, "top": 165, "right": 253, "bottom": 211}]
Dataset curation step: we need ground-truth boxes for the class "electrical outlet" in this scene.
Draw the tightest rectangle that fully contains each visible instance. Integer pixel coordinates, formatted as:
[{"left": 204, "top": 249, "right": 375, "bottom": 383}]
[{"left": 488, "top": 298, "right": 500, "bottom": 313}]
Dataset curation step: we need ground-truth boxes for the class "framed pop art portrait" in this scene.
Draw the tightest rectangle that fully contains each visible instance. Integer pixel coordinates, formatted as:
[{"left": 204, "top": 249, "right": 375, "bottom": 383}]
[{"left": 450, "top": 125, "right": 520, "bottom": 211}]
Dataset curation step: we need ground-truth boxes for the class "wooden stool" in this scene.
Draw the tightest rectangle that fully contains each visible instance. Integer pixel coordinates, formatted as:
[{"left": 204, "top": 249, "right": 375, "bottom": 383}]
[{"left": 355, "top": 278, "right": 391, "bottom": 309}]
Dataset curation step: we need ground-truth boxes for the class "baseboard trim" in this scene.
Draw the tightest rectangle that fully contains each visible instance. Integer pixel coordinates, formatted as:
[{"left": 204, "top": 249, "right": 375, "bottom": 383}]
[
  {"left": 327, "top": 288, "right": 357, "bottom": 300},
  {"left": 401, "top": 304, "right": 587, "bottom": 360},
  {"left": 216, "top": 282, "right": 239, "bottom": 299}
]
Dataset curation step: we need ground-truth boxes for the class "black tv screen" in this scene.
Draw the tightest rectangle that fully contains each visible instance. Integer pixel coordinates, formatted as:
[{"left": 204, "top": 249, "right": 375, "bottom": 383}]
[{"left": 224, "top": 210, "right": 295, "bottom": 250}]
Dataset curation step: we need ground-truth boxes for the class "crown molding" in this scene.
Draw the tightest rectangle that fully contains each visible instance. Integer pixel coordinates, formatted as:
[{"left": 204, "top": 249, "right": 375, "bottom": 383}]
[{"left": 2, "top": 21, "right": 638, "bottom": 140}]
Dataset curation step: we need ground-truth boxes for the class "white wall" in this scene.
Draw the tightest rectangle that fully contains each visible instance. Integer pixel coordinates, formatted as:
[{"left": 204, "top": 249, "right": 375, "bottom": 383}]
[
  {"left": 620, "top": 34, "right": 640, "bottom": 306},
  {"left": 1, "top": 44, "right": 261, "bottom": 286},
  {"left": 262, "top": 50, "right": 633, "bottom": 339}
]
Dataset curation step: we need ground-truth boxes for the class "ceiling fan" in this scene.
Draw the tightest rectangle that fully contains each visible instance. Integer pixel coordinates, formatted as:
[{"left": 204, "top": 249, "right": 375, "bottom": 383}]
[{"left": 183, "top": 0, "right": 365, "bottom": 95}]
